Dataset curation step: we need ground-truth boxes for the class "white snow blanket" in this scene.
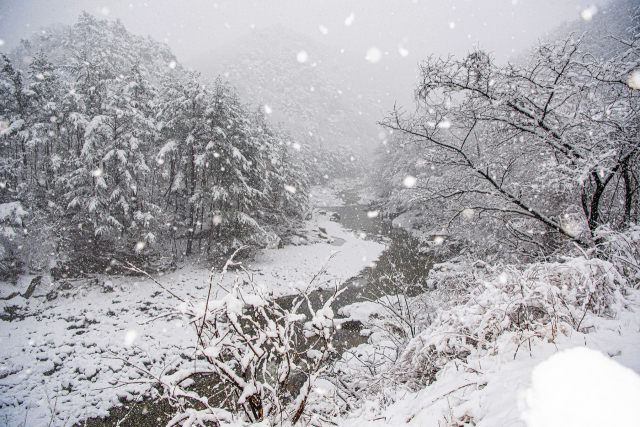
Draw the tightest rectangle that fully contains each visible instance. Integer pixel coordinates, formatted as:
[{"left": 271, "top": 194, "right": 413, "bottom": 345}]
[{"left": 0, "top": 210, "right": 385, "bottom": 426}]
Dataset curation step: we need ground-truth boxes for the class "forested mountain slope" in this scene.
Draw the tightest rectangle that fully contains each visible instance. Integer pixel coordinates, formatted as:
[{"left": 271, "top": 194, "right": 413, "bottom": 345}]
[
  {"left": 188, "top": 27, "right": 390, "bottom": 157},
  {"left": 0, "top": 13, "right": 309, "bottom": 278},
  {"left": 543, "top": 0, "right": 639, "bottom": 60}
]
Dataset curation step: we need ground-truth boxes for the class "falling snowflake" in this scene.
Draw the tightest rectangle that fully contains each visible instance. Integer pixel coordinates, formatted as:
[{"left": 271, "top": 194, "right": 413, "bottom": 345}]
[
  {"left": 135, "top": 241, "right": 146, "bottom": 252},
  {"left": 403, "top": 176, "right": 417, "bottom": 188},
  {"left": 91, "top": 168, "right": 103, "bottom": 177},
  {"left": 580, "top": 5, "right": 598, "bottom": 21},
  {"left": 449, "top": 22, "right": 456, "bottom": 30},
  {"left": 124, "top": 330, "right": 138, "bottom": 345},
  {"left": 398, "top": 43, "right": 409, "bottom": 57},
  {"left": 168, "top": 60, "right": 177, "bottom": 69},
  {"left": 438, "top": 120, "right": 452, "bottom": 129},
  {"left": 434, "top": 236, "right": 445, "bottom": 245},
  {"left": 344, "top": 13, "right": 355, "bottom": 26},
  {"left": 365, "top": 47, "right": 382, "bottom": 63},
  {"left": 284, "top": 184, "right": 296, "bottom": 194},
  {"left": 627, "top": 70, "right": 640, "bottom": 90},
  {"left": 292, "top": 142, "right": 301, "bottom": 151},
  {"left": 264, "top": 104, "right": 273, "bottom": 114},
  {"left": 296, "top": 50, "right": 308, "bottom": 63},
  {"left": 319, "top": 25, "right": 328, "bottom": 35}
]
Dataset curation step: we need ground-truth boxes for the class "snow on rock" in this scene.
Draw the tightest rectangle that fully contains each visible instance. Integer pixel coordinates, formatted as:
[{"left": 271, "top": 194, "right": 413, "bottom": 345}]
[
  {"left": 338, "top": 300, "right": 388, "bottom": 323},
  {"left": 521, "top": 347, "right": 640, "bottom": 427}
]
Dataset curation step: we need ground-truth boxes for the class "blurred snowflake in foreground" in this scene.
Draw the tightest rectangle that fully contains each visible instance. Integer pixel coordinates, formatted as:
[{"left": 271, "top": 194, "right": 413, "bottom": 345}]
[{"left": 580, "top": 5, "right": 598, "bottom": 21}]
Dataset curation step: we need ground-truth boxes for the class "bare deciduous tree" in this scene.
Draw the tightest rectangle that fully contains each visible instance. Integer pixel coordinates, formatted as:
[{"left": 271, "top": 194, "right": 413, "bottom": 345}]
[{"left": 379, "top": 24, "right": 639, "bottom": 258}]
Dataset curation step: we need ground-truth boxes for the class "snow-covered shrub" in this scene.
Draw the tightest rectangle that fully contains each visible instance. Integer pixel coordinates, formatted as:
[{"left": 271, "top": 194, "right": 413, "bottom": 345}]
[
  {"left": 124, "top": 249, "right": 343, "bottom": 426},
  {"left": 363, "top": 268, "right": 431, "bottom": 347},
  {"left": 335, "top": 249, "right": 633, "bottom": 413},
  {"left": 393, "top": 256, "right": 629, "bottom": 390},
  {"left": 595, "top": 224, "right": 640, "bottom": 289}
]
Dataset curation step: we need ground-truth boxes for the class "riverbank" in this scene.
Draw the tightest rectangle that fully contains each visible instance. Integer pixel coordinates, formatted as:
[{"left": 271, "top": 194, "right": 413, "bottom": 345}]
[{"left": 0, "top": 182, "right": 386, "bottom": 427}]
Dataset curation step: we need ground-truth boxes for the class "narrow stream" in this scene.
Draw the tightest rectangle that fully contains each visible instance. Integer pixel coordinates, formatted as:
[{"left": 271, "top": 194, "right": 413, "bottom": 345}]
[
  {"left": 81, "top": 187, "right": 433, "bottom": 426},
  {"left": 277, "top": 189, "right": 434, "bottom": 353}
]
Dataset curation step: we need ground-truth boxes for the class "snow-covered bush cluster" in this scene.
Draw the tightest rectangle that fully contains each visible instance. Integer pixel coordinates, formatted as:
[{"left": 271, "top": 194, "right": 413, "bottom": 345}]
[
  {"left": 595, "top": 224, "right": 640, "bottom": 289},
  {"left": 335, "top": 226, "right": 639, "bottom": 422},
  {"left": 125, "top": 250, "right": 345, "bottom": 426},
  {"left": 395, "top": 256, "right": 628, "bottom": 386},
  {"left": 0, "top": 13, "right": 310, "bottom": 277}
]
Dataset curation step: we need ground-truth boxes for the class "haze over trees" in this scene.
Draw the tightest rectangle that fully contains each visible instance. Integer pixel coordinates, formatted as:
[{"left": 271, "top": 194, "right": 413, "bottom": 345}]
[
  {"left": 375, "top": 0, "right": 640, "bottom": 260},
  {"left": 189, "top": 27, "right": 390, "bottom": 155},
  {"left": 0, "top": 13, "right": 312, "bottom": 277}
]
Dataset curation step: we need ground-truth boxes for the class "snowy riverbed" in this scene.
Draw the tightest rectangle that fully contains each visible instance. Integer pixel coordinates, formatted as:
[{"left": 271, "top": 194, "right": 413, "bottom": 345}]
[{"left": 0, "top": 194, "right": 385, "bottom": 426}]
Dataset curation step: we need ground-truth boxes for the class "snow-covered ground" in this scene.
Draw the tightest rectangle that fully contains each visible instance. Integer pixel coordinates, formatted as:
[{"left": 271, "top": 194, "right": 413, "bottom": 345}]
[
  {"left": 341, "top": 303, "right": 640, "bottom": 427},
  {"left": 310, "top": 185, "right": 345, "bottom": 208},
  {"left": 309, "top": 178, "right": 371, "bottom": 208},
  {"left": 3, "top": 179, "right": 638, "bottom": 427},
  {"left": 0, "top": 195, "right": 385, "bottom": 426},
  {"left": 334, "top": 255, "right": 640, "bottom": 427}
]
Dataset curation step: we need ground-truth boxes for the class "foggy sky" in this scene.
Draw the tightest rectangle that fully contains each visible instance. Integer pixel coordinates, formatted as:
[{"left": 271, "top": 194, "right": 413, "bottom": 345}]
[{"left": 0, "top": 0, "right": 598, "bottom": 67}]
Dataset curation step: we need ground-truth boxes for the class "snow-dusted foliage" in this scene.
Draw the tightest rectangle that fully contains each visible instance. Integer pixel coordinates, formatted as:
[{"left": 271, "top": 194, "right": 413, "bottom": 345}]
[
  {"left": 124, "top": 250, "right": 344, "bottom": 426},
  {"left": 594, "top": 224, "right": 640, "bottom": 289},
  {"left": 374, "top": 7, "right": 640, "bottom": 260},
  {"left": 335, "top": 226, "right": 638, "bottom": 423},
  {"left": 0, "top": 13, "right": 310, "bottom": 274},
  {"left": 394, "top": 256, "right": 628, "bottom": 387}
]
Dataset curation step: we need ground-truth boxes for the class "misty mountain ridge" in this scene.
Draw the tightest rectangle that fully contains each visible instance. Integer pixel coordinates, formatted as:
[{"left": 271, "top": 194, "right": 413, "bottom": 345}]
[
  {"left": 539, "top": 0, "right": 638, "bottom": 61},
  {"left": 187, "top": 26, "right": 409, "bottom": 155}
]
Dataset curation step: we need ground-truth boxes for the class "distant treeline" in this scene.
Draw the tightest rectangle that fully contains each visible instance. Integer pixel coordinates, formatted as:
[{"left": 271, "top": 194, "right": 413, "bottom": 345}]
[{"left": 0, "top": 13, "right": 361, "bottom": 277}]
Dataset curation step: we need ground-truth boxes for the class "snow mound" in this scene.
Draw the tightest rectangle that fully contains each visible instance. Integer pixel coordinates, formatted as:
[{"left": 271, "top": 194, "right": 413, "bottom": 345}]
[
  {"left": 0, "top": 202, "right": 28, "bottom": 226},
  {"left": 521, "top": 346, "right": 640, "bottom": 427}
]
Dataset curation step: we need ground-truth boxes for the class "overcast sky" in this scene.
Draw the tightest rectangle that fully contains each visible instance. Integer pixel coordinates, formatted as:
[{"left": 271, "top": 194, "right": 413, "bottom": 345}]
[{"left": 0, "top": 0, "right": 599, "bottom": 66}]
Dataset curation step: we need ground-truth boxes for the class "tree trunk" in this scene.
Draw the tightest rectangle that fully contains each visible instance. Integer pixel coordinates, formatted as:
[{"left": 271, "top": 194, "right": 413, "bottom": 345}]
[
  {"left": 185, "top": 145, "right": 197, "bottom": 256},
  {"left": 622, "top": 159, "right": 634, "bottom": 227}
]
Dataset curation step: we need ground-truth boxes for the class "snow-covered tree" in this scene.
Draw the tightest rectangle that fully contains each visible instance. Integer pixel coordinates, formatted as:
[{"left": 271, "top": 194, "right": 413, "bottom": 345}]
[
  {"left": 378, "top": 13, "right": 640, "bottom": 259},
  {"left": 0, "top": 13, "right": 311, "bottom": 273}
]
